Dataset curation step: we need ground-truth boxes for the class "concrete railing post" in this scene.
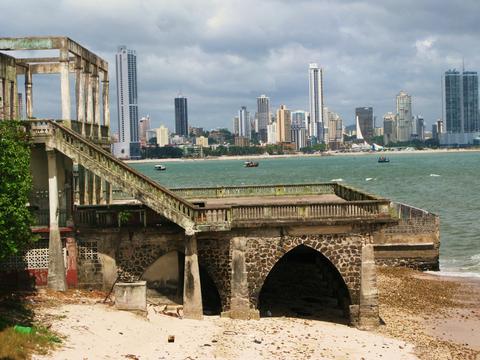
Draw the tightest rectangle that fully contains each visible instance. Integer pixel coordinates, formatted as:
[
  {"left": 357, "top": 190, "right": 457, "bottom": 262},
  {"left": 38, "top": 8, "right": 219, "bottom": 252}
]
[
  {"left": 46, "top": 149, "right": 67, "bottom": 291},
  {"left": 183, "top": 234, "right": 203, "bottom": 319}
]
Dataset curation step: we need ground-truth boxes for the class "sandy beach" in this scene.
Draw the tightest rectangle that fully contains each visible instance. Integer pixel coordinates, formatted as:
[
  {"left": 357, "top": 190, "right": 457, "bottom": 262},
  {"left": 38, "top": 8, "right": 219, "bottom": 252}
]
[
  {"left": 29, "top": 267, "right": 480, "bottom": 360},
  {"left": 125, "top": 148, "right": 480, "bottom": 165}
]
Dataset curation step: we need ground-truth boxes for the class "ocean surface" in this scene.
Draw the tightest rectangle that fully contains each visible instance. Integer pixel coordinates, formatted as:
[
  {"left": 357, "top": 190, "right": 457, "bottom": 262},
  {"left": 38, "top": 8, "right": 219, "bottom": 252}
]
[{"left": 130, "top": 152, "right": 480, "bottom": 277}]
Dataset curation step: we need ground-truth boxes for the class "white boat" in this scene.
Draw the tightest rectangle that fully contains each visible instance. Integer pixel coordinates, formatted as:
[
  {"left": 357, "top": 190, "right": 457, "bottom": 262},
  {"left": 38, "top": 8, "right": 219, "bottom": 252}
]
[{"left": 154, "top": 164, "right": 166, "bottom": 171}]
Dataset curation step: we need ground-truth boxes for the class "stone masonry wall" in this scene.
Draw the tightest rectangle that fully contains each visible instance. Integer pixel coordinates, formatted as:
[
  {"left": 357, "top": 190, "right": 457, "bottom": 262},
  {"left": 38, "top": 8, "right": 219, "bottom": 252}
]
[
  {"left": 245, "top": 233, "right": 368, "bottom": 309},
  {"left": 197, "top": 238, "right": 232, "bottom": 311}
]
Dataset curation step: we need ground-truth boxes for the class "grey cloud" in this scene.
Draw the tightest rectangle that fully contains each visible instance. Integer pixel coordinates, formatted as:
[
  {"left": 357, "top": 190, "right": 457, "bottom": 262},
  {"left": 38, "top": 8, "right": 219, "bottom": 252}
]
[{"left": 2, "top": 0, "right": 480, "bottom": 131}]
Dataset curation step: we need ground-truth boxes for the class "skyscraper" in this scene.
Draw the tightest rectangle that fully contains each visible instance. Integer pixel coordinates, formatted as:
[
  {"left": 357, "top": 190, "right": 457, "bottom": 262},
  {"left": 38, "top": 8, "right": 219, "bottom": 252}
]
[
  {"left": 276, "top": 105, "right": 291, "bottom": 143},
  {"left": 445, "top": 70, "right": 479, "bottom": 134},
  {"left": 291, "top": 110, "right": 307, "bottom": 127},
  {"left": 114, "top": 46, "right": 140, "bottom": 159},
  {"left": 414, "top": 115, "right": 425, "bottom": 140},
  {"left": 233, "top": 116, "right": 240, "bottom": 136},
  {"left": 383, "top": 112, "right": 397, "bottom": 145},
  {"left": 238, "top": 106, "right": 251, "bottom": 139},
  {"left": 175, "top": 96, "right": 188, "bottom": 136},
  {"left": 257, "top": 95, "right": 270, "bottom": 142},
  {"left": 138, "top": 115, "right": 151, "bottom": 144},
  {"left": 355, "top": 107, "right": 374, "bottom": 141},
  {"left": 396, "top": 91, "right": 413, "bottom": 142},
  {"left": 327, "top": 109, "right": 343, "bottom": 149},
  {"left": 308, "top": 63, "right": 325, "bottom": 141}
]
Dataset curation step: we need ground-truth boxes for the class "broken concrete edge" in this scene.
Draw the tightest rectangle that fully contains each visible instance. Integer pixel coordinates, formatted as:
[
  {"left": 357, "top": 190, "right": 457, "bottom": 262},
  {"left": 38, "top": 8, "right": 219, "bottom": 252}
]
[{"left": 114, "top": 281, "right": 147, "bottom": 312}]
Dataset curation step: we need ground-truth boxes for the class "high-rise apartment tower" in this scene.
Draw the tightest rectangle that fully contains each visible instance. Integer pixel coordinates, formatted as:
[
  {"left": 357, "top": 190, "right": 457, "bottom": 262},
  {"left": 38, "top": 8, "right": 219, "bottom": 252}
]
[
  {"left": 114, "top": 46, "right": 140, "bottom": 159},
  {"left": 175, "top": 96, "right": 188, "bottom": 136},
  {"left": 308, "top": 63, "right": 325, "bottom": 141}
]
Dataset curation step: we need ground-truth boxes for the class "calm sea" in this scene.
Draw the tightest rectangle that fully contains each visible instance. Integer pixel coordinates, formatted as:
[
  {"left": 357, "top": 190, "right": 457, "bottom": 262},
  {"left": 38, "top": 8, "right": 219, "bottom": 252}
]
[{"left": 130, "top": 152, "right": 480, "bottom": 277}]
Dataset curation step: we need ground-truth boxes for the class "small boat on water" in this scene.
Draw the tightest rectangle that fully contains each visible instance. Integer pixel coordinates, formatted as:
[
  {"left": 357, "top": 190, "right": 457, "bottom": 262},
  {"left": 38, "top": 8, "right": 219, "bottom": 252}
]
[
  {"left": 378, "top": 156, "right": 390, "bottom": 163},
  {"left": 154, "top": 164, "right": 166, "bottom": 171},
  {"left": 244, "top": 161, "right": 259, "bottom": 168}
]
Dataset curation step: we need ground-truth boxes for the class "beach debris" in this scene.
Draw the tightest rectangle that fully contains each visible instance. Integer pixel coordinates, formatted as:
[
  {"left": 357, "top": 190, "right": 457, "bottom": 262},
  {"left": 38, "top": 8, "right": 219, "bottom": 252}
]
[
  {"left": 123, "top": 355, "right": 139, "bottom": 360},
  {"left": 223, "top": 330, "right": 237, "bottom": 335},
  {"left": 254, "top": 338, "right": 263, "bottom": 344},
  {"left": 430, "top": 174, "right": 441, "bottom": 177},
  {"left": 168, "top": 335, "right": 175, "bottom": 343},
  {"left": 13, "top": 325, "right": 32, "bottom": 334}
]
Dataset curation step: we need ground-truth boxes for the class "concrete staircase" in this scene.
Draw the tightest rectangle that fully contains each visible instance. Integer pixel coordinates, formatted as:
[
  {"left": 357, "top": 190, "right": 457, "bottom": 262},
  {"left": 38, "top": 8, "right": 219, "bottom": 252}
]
[{"left": 27, "top": 120, "right": 229, "bottom": 233}]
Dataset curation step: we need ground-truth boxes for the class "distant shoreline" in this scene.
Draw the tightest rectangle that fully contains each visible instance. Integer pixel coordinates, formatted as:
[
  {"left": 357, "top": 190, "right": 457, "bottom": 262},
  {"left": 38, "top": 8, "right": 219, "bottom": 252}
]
[{"left": 125, "top": 148, "right": 480, "bottom": 164}]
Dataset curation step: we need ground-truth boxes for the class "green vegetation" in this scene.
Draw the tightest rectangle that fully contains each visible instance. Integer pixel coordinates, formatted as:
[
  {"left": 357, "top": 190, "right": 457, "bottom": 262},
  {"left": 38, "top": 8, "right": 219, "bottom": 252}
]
[
  {"left": 0, "top": 293, "right": 61, "bottom": 359},
  {"left": 142, "top": 146, "right": 184, "bottom": 159},
  {"left": 300, "top": 143, "right": 327, "bottom": 153},
  {"left": 0, "top": 120, "right": 34, "bottom": 260}
]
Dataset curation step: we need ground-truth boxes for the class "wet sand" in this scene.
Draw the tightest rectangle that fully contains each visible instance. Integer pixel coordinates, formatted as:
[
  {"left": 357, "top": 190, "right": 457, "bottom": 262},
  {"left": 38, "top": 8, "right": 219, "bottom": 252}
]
[{"left": 376, "top": 267, "right": 480, "bottom": 360}]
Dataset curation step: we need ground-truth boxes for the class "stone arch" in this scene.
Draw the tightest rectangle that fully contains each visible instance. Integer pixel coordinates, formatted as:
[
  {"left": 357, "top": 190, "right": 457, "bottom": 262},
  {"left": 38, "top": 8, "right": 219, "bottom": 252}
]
[
  {"left": 257, "top": 244, "right": 352, "bottom": 321},
  {"left": 116, "top": 232, "right": 184, "bottom": 282},
  {"left": 247, "top": 234, "right": 363, "bottom": 309}
]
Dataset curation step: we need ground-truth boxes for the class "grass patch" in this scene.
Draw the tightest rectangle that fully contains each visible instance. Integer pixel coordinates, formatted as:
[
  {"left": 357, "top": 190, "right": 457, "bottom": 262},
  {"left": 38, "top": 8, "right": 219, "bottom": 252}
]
[
  {"left": 0, "top": 292, "right": 61, "bottom": 359},
  {"left": 0, "top": 325, "right": 61, "bottom": 359}
]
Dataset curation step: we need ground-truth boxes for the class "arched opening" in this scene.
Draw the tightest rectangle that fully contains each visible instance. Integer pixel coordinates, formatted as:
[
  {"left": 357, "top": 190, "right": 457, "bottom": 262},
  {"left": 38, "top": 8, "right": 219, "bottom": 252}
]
[
  {"left": 198, "top": 265, "right": 222, "bottom": 315},
  {"left": 142, "top": 251, "right": 222, "bottom": 315},
  {"left": 142, "top": 251, "right": 183, "bottom": 304},
  {"left": 258, "top": 245, "right": 351, "bottom": 323}
]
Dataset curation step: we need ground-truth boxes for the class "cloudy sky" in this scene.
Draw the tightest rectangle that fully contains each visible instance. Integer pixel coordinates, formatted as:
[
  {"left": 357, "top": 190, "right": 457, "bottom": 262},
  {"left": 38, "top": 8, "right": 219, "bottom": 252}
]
[{"left": 2, "top": 0, "right": 479, "bottom": 132}]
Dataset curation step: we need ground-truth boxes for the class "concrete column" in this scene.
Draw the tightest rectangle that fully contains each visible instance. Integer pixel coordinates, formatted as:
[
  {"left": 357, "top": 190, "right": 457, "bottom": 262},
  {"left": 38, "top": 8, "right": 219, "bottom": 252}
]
[
  {"left": 88, "top": 171, "right": 97, "bottom": 205},
  {"left": 72, "top": 162, "right": 80, "bottom": 205},
  {"left": 75, "top": 57, "right": 85, "bottom": 135},
  {"left": 98, "top": 178, "right": 106, "bottom": 205},
  {"left": 84, "top": 169, "right": 91, "bottom": 205},
  {"left": 94, "top": 175, "right": 102, "bottom": 205},
  {"left": 104, "top": 181, "right": 112, "bottom": 204},
  {"left": 223, "top": 237, "right": 259, "bottom": 319},
  {"left": 102, "top": 74, "right": 110, "bottom": 129},
  {"left": 183, "top": 234, "right": 203, "bottom": 319},
  {"left": 358, "top": 243, "right": 380, "bottom": 330},
  {"left": 85, "top": 64, "right": 93, "bottom": 137},
  {"left": 46, "top": 149, "right": 67, "bottom": 291},
  {"left": 60, "top": 49, "right": 71, "bottom": 120},
  {"left": 92, "top": 69, "right": 101, "bottom": 140},
  {"left": 25, "top": 66, "right": 33, "bottom": 119}
]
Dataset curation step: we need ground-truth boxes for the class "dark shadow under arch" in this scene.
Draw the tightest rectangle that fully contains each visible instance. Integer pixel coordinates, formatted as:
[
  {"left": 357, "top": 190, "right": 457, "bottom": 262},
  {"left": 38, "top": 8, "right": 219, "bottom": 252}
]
[
  {"left": 258, "top": 244, "right": 351, "bottom": 324},
  {"left": 141, "top": 250, "right": 222, "bottom": 315}
]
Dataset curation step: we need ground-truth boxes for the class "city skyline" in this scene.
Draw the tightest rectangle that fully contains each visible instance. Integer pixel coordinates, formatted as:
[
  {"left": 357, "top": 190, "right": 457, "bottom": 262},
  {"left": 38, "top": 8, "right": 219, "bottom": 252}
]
[{"left": 3, "top": 1, "right": 480, "bottom": 132}]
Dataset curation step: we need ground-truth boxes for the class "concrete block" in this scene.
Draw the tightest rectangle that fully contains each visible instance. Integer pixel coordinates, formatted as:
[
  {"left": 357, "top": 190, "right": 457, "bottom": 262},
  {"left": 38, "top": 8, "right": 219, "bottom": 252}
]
[{"left": 114, "top": 281, "right": 147, "bottom": 312}]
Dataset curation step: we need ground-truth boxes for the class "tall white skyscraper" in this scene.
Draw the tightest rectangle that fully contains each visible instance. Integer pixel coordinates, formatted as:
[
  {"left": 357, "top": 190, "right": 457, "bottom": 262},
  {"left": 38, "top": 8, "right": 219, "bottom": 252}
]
[
  {"left": 114, "top": 46, "right": 140, "bottom": 159},
  {"left": 396, "top": 91, "right": 412, "bottom": 142},
  {"left": 238, "top": 106, "right": 251, "bottom": 139},
  {"left": 308, "top": 63, "right": 325, "bottom": 141}
]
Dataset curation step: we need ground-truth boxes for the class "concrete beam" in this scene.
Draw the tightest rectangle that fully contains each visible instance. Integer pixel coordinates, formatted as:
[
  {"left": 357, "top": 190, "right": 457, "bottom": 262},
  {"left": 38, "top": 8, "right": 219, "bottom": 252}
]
[
  {"left": 0, "top": 37, "right": 108, "bottom": 72},
  {"left": 16, "top": 62, "right": 76, "bottom": 75}
]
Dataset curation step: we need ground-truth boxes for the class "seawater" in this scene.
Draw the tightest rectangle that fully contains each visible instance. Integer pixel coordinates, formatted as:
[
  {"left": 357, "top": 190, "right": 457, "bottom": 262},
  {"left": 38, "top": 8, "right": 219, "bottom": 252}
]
[{"left": 131, "top": 152, "right": 480, "bottom": 277}]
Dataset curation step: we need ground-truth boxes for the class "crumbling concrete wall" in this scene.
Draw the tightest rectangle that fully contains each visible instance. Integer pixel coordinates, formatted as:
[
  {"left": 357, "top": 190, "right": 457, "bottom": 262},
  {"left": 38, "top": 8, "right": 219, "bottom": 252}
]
[{"left": 374, "top": 202, "right": 440, "bottom": 271}]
